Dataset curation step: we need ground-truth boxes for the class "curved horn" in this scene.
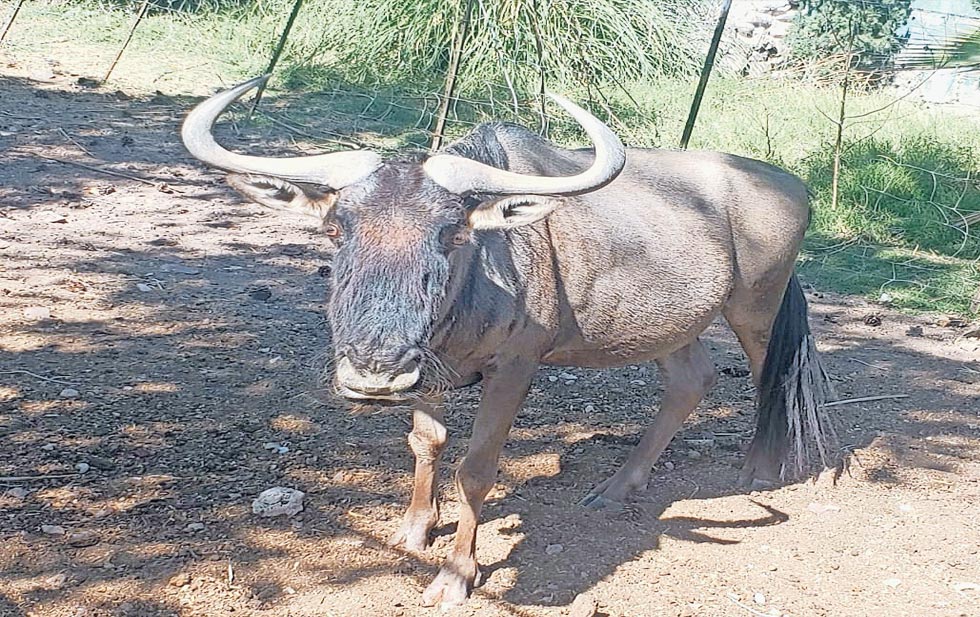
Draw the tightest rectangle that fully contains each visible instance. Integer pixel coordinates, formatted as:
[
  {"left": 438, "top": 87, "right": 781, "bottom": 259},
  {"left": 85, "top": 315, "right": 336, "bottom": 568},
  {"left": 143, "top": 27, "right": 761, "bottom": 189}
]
[
  {"left": 422, "top": 92, "right": 626, "bottom": 195},
  {"left": 181, "top": 75, "right": 381, "bottom": 189}
]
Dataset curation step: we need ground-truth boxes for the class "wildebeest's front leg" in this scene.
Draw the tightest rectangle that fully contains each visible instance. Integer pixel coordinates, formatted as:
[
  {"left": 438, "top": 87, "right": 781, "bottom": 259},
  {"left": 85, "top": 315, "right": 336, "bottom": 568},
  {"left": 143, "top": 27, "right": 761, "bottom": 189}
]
[
  {"left": 389, "top": 398, "right": 446, "bottom": 552},
  {"left": 421, "top": 358, "right": 537, "bottom": 608}
]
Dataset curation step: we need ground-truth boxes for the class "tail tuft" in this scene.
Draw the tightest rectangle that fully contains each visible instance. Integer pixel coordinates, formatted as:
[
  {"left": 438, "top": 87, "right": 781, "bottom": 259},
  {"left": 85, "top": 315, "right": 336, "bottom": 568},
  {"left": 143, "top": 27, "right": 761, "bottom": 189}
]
[{"left": 746, "top": 275, "right": 837, "bottom": 482}]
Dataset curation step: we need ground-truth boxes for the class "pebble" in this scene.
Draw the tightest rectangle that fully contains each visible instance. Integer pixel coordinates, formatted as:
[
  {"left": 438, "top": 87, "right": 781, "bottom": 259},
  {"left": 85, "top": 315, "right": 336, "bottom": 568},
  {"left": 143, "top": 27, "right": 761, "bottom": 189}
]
[
  {"left": 67, "top": 530, "right": 100, "bottom": 547},
  {"left": 41, "top": 524, "right": 66, "bottom": 536},
  {"left": 76, "top": 462, "right": 90, "bottom": 474},
  {"left": 545, "top": 543, "right": 564, "bottom": 555},
  {"left": 41, "top": 443, "right": 56, "bottom": 451},
  {"left": 584, "top": 404, "right": 596, "bottom": 413},
  {"left": 559, "top": 372, "right": 577, "bottom": 381},
  {"left": 753, "top": 592, "right": 766, "bottom": 605},
  {"left": 7, "top": 487, "right": 28, "bottom": 499},
  {"left": 136, "top": 283, "right": 153, "bottom": 292},
  {"left": 663, "top": 461, "right": 675, "bottom": 470},
  {"left": 686, "top": 449, "right": 702, "bottom": 460},
  {"left": 168, "top": 572, "right": 191, "bottom": 587},
  {"left": 59, "top": 388, "right": 80, "bottom": 398},
  {"left": 186, "top": 522, "right": 205, "bottom": 532},
  {"left": 263, "top": 442, "right": 289, "bottom": 454},
  {"left": 24, "top": 306, "right": 51, "bottom": 320},
  {"left": 569, "top": 592, "right": 598, "bottom": 617},
  {"left": 883, "top": 578, "right": 901, "bottom": 588},
  {"left": 630, "top": 379, "right": 647, "bottom": 386},
  {"left": 252, "top": 487, "right": 305, "bottom": 518},
  {"left": 547, "top": 375, "right": 558, "bottom": 382}
]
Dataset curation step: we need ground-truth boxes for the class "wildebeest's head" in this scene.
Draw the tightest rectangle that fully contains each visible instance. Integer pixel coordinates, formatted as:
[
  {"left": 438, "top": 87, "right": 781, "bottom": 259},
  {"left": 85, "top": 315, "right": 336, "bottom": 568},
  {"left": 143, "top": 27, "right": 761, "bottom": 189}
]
[{"left": 181, "top": 76, "right": 625, "bottom": 401}]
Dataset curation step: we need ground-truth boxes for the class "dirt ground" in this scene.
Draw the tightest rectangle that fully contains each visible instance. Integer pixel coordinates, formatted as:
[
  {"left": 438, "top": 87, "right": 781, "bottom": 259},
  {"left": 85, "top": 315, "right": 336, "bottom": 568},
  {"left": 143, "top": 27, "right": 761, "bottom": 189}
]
[{"left": 1, "top": 62, "right": 979, "bottom": 617}]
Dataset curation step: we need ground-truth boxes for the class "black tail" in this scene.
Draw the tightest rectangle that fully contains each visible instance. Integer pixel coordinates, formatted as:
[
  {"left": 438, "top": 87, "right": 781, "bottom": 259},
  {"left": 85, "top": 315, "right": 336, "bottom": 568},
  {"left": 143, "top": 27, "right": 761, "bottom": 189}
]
[{"left": 744, "top": 274, "right": 837, "bottom": 484}]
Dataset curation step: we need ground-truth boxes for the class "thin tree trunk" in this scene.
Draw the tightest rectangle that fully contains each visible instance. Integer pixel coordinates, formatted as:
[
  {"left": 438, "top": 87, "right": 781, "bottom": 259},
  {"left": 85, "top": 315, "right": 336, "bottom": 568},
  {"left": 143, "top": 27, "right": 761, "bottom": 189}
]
[
  {"left": 431, "top": 0, "right": 476, "bottom": 152},
  {"left": 0, "top": 0, "right": 26, "bottom": 42},
  {"left": 679, "top": 0, "right": 732, "bottom": 149},
  {"left": 249, "top": 0, "right": 306, "bottom": 118},
  {"left": 102, "top": 0, "right": 151, "bottom": 83}
]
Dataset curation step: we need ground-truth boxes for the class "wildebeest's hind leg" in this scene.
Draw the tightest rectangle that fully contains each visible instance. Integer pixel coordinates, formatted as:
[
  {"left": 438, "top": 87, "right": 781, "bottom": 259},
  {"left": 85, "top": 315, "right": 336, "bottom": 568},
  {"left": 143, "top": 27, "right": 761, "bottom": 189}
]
[
  {"left": 725, "top": 275, "right": 836, "bottom": 487},
  {"left": 579, "top": 340, "right": 717, "bottom": 510},
  {"left": 388, "top": 398, "right": 447, "bottom": 552}
]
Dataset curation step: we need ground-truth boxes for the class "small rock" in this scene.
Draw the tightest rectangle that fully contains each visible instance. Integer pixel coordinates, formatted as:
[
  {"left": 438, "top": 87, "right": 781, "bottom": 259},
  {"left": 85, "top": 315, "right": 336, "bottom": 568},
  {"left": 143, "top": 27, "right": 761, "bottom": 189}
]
[
  {"left": 41, "top": 443, "right": 56, "bottom": 451},
  {"left": 283, "top": 586, "right": 296, "bottom": 595},
  {"left": 584, "top": 404, "right": 596, "bottom": 413},
  {"left": 67, "top": 530, "right": 100, "bottom": 547},
  {"left": 569, "top": 592, "right": 598, "bottom": 617},
  {"left": 905, "top": 325, "right": 923, "bottom": 337},
  {"left": 249, "top": 287, "right": 272, "bottom": 301},
  {"left": 545, "top": 543, "right": 564, "bottom": 555},
  {"left": 663, "top": 461, "right": 675, "bottom": 471},
  {"left": 559, "top": 372, "right": 577, "bottom": 381},
  {"left": 24, "top": 306, "right": 52, "bottom": 320},
  {"left": 136, "top": 283, "right": 153, "bottom": 292},
  {"left": 686, "top": 449, "right": 702, "bottom": 460},
  {"left": 41, "top": 524, "right": 66, "bottom": 536},
  {"left": 883, "top": 578, "right": 901, "bottom": 588},
  {"left": 629, "top": 379, "right": 647, "bottom": 386},
  {"left": 877, "top": 292, "right": 893, "bottom": 305},
  {"left": 45, "top": 572, "right": 68, "bottom": 588},
  {"left": 168, "top": 572, "right": 191, "bottom": 587},
  {"left": 807, "top": 502, "right": 841, "bottom": 514},
  {"left": 7, "top": 487, "right": 28, "bottom": 499},
  {"left": 547, "top": 375, "right": 558, "bottom": 383},
  {"left": 263, "top": 442, "right": 289, "bottom": 454},
  {"left": 753, "top": 592, "right": 766, "bottom": 605},
  {"left": 186, "top": 522, "right": 205, "bottom": 532},
  {"left": 60, "top": 388, "right": 80, "bottom": 398},
  {"left": 863, "top": 313, "right": 883, "bottom": 327},
  {"left": 252, "top": 487, "right": 305, "bottom": 518},
  {"left": 75, "top": 462, "right": 90, "bottom": 474}
]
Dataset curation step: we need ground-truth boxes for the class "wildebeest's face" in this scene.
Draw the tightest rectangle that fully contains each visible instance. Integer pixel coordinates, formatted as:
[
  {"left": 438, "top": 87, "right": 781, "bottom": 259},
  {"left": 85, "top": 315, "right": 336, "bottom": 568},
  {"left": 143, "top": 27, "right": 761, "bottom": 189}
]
[
  {"left": 181, "top": 76, "right": 625, "bottom": 401},
  {"left": 227, "top": 165, "right": 562, "bottom": 401}
]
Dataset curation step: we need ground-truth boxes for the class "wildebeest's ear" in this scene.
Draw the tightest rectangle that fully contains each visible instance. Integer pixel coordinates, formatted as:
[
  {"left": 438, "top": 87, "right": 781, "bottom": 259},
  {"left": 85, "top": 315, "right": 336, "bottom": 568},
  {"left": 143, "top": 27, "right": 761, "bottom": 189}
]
[
  {"left": 226, "top": 174, "right": 336, "bottom": 219},
  {"left": 467, "top": 195, "right": 562, "bottom": 230}
]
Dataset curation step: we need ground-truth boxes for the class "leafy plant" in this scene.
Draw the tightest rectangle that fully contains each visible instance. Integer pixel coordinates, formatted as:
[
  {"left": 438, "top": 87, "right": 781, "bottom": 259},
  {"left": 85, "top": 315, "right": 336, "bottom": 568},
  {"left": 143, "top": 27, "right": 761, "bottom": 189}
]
[{"left": 786, "top": 0, "right": 913, "bottom": 68}]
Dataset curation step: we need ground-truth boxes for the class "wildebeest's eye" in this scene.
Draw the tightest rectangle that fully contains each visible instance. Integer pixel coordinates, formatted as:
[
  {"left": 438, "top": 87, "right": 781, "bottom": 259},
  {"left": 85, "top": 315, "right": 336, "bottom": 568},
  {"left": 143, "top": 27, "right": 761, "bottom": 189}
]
[
  {"left": 441, "top": 226, "right": 469, "bottom": 249},
  {"left": 324, "top": 223, "right": 342, "bottom": 239}
]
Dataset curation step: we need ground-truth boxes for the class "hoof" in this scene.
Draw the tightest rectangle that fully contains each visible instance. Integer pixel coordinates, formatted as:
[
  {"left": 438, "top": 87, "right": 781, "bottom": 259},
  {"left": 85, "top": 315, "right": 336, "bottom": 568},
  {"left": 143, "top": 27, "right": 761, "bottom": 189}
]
[{"left": 421, "top": 562, "right": 480, "bottom": 608}]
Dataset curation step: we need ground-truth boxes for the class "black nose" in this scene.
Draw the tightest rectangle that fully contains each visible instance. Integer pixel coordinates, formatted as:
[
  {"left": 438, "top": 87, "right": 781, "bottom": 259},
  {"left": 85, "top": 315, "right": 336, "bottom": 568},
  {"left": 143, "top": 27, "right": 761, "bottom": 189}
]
[{"left": 338, "top": 343, "right": 421, "bottom": 375}]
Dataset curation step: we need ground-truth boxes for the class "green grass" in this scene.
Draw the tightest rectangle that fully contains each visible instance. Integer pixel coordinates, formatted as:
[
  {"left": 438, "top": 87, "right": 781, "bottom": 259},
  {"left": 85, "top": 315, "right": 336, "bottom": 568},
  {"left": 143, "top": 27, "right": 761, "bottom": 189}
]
[{"left": 4, "top": 0, "right": 978, "bottom": 314}]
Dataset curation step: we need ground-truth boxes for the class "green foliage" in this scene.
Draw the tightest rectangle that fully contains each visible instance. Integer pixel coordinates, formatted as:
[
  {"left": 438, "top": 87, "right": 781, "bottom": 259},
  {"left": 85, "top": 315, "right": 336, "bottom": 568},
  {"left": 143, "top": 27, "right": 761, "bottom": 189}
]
[
  {"left": 786, "top": 0, "right": 913, "bottom": 66},
  {"left": 290, "top": 0, "right": 711, "bottom": 94}
]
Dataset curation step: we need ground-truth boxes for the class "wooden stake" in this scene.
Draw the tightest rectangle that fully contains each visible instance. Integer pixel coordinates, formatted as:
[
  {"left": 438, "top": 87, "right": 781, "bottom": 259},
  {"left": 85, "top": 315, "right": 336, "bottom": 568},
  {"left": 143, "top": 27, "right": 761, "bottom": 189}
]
[
  {"left": 248, "top": 0, "right": 306, "bottom": 118},
  {"left": 679, "top": 0, "right": 732, "bottom": 149},
  {"left": 103, "top": 0, "right": 151, "bottom": 83}
]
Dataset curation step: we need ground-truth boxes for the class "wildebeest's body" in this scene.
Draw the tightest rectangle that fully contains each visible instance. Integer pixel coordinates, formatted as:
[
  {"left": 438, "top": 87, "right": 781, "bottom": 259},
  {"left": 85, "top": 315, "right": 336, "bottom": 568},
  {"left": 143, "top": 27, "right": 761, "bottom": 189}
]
[
  {"left": 430, "top": 125, "right": 806, "bottom": 376},
  {"left": 181, "top": 80, "right": 834, "bottom": 609}
]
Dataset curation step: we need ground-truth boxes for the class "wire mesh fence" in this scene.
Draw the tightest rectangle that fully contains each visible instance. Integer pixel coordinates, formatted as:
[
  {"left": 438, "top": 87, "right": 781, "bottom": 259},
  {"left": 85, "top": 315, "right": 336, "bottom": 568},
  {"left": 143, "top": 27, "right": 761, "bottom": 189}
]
[{"left": 1, "top": 0, "right": 978, "bottom": 313}]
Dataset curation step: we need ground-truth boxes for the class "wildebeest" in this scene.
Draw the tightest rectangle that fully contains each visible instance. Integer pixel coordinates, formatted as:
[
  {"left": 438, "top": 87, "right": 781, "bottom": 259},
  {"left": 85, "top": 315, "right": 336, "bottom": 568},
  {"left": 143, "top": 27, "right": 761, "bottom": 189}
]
[{"left": 181, "top": 76, "right": 836, "bottom": 608}]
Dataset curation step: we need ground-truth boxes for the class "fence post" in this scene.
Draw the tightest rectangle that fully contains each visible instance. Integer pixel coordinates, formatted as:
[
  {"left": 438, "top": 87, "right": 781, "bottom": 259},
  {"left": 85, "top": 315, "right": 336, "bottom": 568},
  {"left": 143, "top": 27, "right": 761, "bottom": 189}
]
[
  {"left": 249, "top": 0, "right": 306, "bottom": 118},
  {"left": 679, "top": 0, "right": 733, "bottom": 149}
]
